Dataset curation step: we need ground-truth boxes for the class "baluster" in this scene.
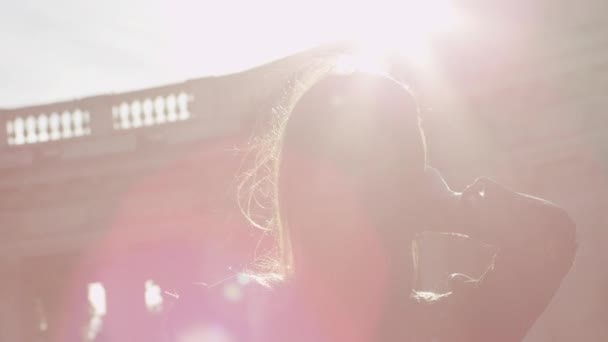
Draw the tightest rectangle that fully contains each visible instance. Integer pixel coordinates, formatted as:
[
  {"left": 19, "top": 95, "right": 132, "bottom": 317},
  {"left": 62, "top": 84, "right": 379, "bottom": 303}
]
[
  {"left": 83, "top": 111, "right": 92, "bottom": 135},
  {"left": 37, "top": 114, "right": 49, "bottom": 142},
  {"left": 13, "top": 117, "right": 25, "bottom": 145},
  {"left": 26, "top": 115, "right": 37, "bottom": 144},
  {"left": 73, "top": 110, "right": 84, "bottom": 136},
  {"left": 177, "top": 92, "right": 191, "bottom": 120},
  {"left": 143, "top": 99, "right": 154, "bottom": 126},
  {"left": 61, "top": 111, "right": 73, "bottom": 138},
  {"left": 131, "top": 101, "right": 143, "bottom": 128},
  {"left": 166, "top": 94, "right": 177, "bottom": 122},
  {"left": 119, "top": 102, "right": 130, "bottom": 129},
  {"left": 154, "top": 96, "right": 166, "bottom": 124},
  {"left": 49, "top": 113, "right": 61, "bottom": 140}
]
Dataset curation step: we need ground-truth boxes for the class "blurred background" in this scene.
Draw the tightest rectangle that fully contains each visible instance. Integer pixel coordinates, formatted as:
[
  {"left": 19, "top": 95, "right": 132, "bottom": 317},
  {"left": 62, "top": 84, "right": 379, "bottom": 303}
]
[{"left": 0, "top": 0, "right": 606, "bottom": 341}]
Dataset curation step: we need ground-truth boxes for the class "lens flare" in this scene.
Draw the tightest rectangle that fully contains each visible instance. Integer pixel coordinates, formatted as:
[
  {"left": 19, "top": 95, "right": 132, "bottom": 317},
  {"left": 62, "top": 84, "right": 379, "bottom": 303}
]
[
  {"left": 145, "top": 280, "right": 164, "bottom": 313},
  {"left": 326, "top": 0, "right": 468, "bottom": 77},
  {"left": 88, "top": 282, "right": 107, "bottom": 316}
]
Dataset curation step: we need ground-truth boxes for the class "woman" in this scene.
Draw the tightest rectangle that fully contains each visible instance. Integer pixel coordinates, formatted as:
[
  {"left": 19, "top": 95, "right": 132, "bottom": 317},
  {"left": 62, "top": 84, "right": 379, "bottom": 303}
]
[{"left": 169, "top": 64, "right": 577, "bottom": 342}]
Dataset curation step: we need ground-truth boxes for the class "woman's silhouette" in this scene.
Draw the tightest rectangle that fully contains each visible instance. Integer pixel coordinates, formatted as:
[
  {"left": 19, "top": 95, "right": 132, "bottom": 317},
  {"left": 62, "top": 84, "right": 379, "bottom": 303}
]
[{"left": 169, "top": 64, "right": 577, "bottom": 342}]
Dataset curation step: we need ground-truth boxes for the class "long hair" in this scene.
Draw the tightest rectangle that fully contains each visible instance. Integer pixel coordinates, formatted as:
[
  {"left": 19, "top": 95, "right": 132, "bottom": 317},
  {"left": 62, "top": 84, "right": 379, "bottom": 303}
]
[{"left": 238, "top": 57, "right": 427, "bottom": 287}]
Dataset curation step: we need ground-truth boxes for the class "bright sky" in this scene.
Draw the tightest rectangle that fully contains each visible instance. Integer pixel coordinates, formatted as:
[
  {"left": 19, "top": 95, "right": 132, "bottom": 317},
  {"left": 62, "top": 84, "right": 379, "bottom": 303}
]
[{"left": 1, "top": 0, "right": 463, "bottom": 108}]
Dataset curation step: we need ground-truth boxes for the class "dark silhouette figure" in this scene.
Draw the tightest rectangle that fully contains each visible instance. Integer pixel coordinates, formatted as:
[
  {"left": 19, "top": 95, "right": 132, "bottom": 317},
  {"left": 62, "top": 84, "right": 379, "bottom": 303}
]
[{"left": 168, "top": 67, "right": 577, "bottom": 341}]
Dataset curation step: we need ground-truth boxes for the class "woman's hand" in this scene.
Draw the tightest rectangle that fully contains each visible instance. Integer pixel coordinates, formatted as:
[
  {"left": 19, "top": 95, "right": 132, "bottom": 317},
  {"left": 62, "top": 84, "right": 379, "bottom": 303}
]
[{"left": 460, "top": 176, "right": 575, "bottom": 250}]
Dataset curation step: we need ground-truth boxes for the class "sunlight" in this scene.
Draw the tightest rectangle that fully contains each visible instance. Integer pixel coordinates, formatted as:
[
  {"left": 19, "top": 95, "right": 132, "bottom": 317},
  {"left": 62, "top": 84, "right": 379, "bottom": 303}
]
[
  {"left": 326, "top": 0, "right": 466, "bottom": 74},
  {"left": 88, "top": 282, "right": 106, "bottom": 316},
  {"left": 5, "top": 0, "right": 470, "bottom": 106},
  {"left": 86, "top": 282, "right": 107, "bottom": 341},
  {"left": 334, "top": 52, "right": 390, "bottom": 75},
  {"left": 337, "top": 0, "right": 465, "bottom": 66},
  {"left": 145, "top": 279, "right": 164, "bottom": 313},
  {"left": 168, "top": 0, "right": 468, "bottom": 80}
]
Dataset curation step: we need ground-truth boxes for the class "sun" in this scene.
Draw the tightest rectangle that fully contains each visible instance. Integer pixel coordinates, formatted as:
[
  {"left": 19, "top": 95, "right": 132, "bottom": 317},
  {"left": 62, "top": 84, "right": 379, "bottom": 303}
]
[{"left": 323, "top": 0, "right": 467, "bottom": 69}]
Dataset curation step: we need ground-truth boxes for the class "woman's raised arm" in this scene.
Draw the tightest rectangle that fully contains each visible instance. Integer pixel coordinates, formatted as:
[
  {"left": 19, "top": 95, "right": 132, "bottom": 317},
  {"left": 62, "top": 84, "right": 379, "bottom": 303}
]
[{"left": 428, "top": 176, "right": 578, "bottom": 341}]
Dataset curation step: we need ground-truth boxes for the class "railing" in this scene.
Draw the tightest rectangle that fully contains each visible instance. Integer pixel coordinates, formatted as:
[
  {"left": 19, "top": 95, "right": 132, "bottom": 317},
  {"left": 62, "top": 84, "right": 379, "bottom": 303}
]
[
  {"left": 2, "top": 85, "right": 196, "bottom": 147},
  {"left": 7, "top": 109, "right": 92, "bottom": 146},
  {"left": 0, "top": 61, "right": 297, "bottom": 153},
  {"left": 0, "top": 79, "right": 247, "bottom": 168},
  {"left": 111, "top": 92, "right": 191, "bottom": 130},
  {"left": 0, "top": 77, "right": 236, "bottom": 171},
  {"left": 0, "top": 43, "right": 387, "bottom": 151}
]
